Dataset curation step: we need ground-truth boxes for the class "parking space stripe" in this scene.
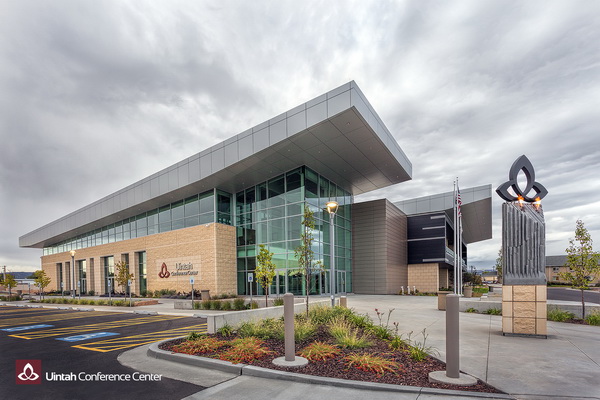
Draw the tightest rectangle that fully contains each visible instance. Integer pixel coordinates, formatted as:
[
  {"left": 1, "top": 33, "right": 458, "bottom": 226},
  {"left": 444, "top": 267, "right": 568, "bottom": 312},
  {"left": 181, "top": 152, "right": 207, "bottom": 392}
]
[
  {"left": 9, "top": 315, "right": 187, "bottom": 339},
  {"left": 72, "top": 323, "right": 208, "bottom": 353},
  {"left": 0, "top": 308, "right": 58, "bottom": 316},
  {"left": 0, "top": 311, "right": 116, "bottom": 328}
]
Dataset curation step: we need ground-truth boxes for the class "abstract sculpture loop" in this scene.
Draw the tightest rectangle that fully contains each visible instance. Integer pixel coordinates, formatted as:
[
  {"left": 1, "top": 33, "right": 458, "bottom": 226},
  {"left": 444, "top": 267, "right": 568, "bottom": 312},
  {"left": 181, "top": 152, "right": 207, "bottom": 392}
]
[{"left": 496, "top": 155, "right": 548, "bottom": 202}]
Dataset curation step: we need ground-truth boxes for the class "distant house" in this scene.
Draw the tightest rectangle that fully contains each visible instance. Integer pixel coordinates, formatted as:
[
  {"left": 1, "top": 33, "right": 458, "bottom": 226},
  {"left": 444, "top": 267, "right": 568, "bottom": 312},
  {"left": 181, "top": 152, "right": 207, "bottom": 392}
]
[
  {"left": 481, "top": 271, "right": 498, "bottom": 283},
  {"left": 545, "top": 255, "right": 600, "bottom": 285}
]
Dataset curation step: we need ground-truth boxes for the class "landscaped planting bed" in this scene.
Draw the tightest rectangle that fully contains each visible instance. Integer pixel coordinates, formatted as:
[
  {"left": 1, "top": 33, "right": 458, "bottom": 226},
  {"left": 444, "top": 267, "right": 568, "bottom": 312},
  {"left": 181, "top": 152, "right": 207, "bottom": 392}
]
[{"left": 160, "top": 305, "right": 502, "bottom": 393}]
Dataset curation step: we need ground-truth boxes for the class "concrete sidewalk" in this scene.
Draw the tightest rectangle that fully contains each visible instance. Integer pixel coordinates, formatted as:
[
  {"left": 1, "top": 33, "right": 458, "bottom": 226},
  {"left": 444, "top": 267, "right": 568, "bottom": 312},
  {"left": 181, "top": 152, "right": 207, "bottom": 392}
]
[{"left": 347, "top": 295, "right": 600, "bottom": 400}]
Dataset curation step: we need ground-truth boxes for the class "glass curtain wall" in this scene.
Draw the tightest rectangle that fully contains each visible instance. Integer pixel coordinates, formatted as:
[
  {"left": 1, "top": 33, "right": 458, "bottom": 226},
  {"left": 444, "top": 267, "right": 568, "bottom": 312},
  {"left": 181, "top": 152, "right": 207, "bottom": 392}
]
[
  {"left": 236, "top": 166, "right": 352, "bottom": 296},
  {"left": 43, "top": 189, "right": 231, "bottom": 255}
]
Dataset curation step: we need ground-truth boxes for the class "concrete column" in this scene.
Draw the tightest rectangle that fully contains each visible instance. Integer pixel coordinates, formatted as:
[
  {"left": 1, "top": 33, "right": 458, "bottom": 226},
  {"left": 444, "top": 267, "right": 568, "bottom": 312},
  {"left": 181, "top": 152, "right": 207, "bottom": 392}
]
[
  {"left": 284, "top": 293, "right": 294, "bottom": 361},
  {"left": 446, "top": 294, "right": 460, "bottom": 378}
]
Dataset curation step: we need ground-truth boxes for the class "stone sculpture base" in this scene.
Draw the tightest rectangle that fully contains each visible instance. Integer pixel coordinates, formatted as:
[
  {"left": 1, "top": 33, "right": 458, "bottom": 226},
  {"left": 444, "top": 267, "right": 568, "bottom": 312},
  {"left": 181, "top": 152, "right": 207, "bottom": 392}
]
[{"left": 502, "top": 285, "right": 547, "bottom": 338}]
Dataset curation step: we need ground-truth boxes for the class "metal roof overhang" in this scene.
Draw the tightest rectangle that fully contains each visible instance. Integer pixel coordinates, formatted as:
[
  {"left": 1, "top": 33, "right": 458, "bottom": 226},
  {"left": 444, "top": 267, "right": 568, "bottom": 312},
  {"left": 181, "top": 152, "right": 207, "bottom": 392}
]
[
  {"left": 394, "top": 185, "right": 493, "bottom": 244},
  {"left": 20, "top": 82, "right": 412, "bottom": 248}
]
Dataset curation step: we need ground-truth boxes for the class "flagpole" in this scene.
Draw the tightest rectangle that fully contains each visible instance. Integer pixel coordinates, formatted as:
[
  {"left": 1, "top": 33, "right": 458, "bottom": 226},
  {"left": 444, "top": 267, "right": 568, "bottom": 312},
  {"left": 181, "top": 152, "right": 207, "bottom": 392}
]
[
  {"left": 456, "top": 177, "right": 463, "bottom": 296},
  {"left": 453, "top": 179, "right": 457, "bottom": 294}
]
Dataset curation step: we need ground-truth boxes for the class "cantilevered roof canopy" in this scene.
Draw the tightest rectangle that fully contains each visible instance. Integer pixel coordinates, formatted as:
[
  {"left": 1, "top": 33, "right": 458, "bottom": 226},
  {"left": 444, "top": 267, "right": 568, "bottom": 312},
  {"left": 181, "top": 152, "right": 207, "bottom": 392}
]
[
  {"left": 20, "top": 81, "right": 412, "bottom": 248},
  {"left": 394, "top": 185, "right": 492, "bottom": 244}
]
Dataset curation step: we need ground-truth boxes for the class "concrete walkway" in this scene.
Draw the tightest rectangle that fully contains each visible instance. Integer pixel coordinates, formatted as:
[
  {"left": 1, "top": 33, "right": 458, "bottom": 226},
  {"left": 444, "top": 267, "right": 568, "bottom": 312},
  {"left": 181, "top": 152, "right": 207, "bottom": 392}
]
[{"left": 347, "top": 295, "right": 600, "bottom": 400}]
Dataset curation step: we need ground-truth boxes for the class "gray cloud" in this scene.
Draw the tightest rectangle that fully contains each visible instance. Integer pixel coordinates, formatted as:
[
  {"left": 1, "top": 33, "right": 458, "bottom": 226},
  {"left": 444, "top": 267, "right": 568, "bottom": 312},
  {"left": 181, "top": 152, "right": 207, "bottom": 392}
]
[{"left": 1, "top": 0, "right": 599, "bottom": 271}]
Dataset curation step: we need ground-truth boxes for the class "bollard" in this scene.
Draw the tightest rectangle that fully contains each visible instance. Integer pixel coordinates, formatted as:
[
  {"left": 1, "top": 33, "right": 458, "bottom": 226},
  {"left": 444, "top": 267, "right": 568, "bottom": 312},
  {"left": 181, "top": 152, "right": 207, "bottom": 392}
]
[
  {"left": 413, "top": 286, "right": 416, "bottom": 293},
  {"left": 401, "top": 286, "right": 404, "bottom": 295},
  {"left": 407, "top": 286, "right": 410, "bottom": 295},
  {"left": 446, "top": 294, "right": 460, "bottom": 378},
  {"left": 339, "top": 296, "right": 347, "bottom": 308},
  {"left": 284, "top": 293, "right": 295, "bottom": 362}
]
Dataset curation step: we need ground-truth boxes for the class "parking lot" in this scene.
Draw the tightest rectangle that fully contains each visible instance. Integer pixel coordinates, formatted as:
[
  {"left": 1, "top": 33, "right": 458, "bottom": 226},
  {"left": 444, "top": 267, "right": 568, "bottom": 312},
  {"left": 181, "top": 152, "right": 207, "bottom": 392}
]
[{"left": 0, "top": 305, "right": 208, "bottom": 400}]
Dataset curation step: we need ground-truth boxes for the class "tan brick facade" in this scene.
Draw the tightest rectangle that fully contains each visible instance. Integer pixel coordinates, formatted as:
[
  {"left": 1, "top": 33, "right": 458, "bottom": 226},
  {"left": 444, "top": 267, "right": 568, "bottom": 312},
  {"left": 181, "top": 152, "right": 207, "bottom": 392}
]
[
  {"left": 408, "top": 263, "right": 440, "bottom": 293},
  {"left": 502, "top": 285, "right": 547, "bottom": 336},
  {"left": 41, "top": 223, "right": 236, "bottom": 296}
]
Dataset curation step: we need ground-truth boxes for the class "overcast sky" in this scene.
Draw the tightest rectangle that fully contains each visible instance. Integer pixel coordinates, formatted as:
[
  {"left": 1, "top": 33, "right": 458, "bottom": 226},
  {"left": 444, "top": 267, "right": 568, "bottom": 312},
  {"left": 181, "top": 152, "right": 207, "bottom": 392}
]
[{"left": 1, "top": 1, "right": 599, "bottom": 273}]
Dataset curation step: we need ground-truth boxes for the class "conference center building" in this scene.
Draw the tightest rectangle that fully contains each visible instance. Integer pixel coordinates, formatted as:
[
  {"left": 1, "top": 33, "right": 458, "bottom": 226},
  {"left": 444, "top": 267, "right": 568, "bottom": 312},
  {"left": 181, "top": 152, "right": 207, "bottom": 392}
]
[{"left": 19, "top": 82, "right": 491, "bottom": 297}]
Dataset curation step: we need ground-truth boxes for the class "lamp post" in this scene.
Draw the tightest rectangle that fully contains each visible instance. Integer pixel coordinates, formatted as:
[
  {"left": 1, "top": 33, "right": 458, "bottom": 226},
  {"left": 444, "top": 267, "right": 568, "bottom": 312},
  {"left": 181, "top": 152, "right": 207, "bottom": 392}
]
[
  {"left": 326, "top": 201, "right": 339, "bottom": 307},
  {"left": 70, "top": 250, "right": 76, "bottom": 299}
]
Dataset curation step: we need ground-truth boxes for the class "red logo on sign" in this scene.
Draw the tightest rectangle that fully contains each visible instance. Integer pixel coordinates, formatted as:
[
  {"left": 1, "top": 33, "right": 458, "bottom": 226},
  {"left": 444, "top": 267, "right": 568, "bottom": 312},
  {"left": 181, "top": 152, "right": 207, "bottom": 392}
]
[
  {"left": 158, "top": 262, "right": 170, "bottom": 278},
  {"left": 16, "top": 360, "right": 42, "bottom": 384}
]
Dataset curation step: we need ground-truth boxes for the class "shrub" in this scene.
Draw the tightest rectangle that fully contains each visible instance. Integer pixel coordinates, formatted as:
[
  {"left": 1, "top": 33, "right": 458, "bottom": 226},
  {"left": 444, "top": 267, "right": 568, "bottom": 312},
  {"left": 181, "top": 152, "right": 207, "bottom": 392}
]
[
  {"left": 238, "top": 319, "right": 282, "bottom": 340},
  {"left": 484, "top": 308, "right": 502, "bottom": 315},
  {"left": 173, "top": 336, "right": 226, "bottom": 355},
  {"left": 201, "top": 299, "right": 212, "bottom": 310},
  {"left": 308, "top": 305, "right": 352, "bottom": 324},
  {"left": 547, "top": 308, "right": 576, "bottom": 322},
  {"left": 406, "top": 329, "right": 438, "bottom": 361},
  {"left": 273, "top": 298, "right": 284, "bottom": 306},
  {"left": 233, "top": 298, "right": 246, "bottom": 310},
  {"left": 211, "top": 300, "right": 222, "bottom": 310},
  {"left": 218, "top": 337, "right": 273, "bottom": 364},
  {"left": 294, "top": 320, "right": 316, "bottom": 341},
  {"left": 88, "top": 290, "right": 95, "bottom": 296},
  {"left": 465, "top": 308, "right": 478, "bottom": 313},
  {"left": 586, "top": 312, "right": 600, "bottom": 326},
  {"left": 299, "top": 341, "right": 340, "bottom": 361},
  {"left": 345, "top": 353, "right": 402, "bottom": 375},
  {"left": 346, "top": 313, "right": 373, "bottom": 329},
  {"left": 222, "top": 301, "right": 232, "bottom": 311},
  {"left": 388, "top": 335, "right": 408, "bottom": 351},
  {"left": 186, "top": 331, "right": 206, "bottom": 341},
  {"left": 217, "top": 323, "right": 234, "bottom": 337},
  {"left": 248, "top": 301, "right": 259, "bottom": 309},
  {"left": 369, "top": 325, "right": 393, "bottom": 340}
]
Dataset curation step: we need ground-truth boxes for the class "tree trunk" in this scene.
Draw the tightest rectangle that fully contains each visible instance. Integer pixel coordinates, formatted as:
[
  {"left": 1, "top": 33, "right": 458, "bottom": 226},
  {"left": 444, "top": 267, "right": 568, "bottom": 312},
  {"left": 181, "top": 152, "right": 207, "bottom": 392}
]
[
  {"left": 581, "top": 289, "right": 586, "bottom": 319},
  {"left": 265, "top": 281, "right": 269, "bottom": 308}
]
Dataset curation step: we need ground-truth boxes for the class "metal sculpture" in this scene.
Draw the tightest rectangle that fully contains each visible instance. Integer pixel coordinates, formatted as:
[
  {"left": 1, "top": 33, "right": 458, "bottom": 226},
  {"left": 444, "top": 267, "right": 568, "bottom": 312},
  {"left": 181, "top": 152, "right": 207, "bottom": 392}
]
[
  {"left": 496, "top": 155, "right": 548, "bottom": 202},
  {"left": 497, "top": 155, "right": 547, "bottom": 285}
]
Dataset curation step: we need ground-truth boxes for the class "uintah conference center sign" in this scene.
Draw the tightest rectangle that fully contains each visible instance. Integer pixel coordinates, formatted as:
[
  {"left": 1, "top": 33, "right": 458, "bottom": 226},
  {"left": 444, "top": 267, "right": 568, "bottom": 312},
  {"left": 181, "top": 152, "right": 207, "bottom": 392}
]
[{"left": 158, "top": 262, "right": 198, "bottom": 278}]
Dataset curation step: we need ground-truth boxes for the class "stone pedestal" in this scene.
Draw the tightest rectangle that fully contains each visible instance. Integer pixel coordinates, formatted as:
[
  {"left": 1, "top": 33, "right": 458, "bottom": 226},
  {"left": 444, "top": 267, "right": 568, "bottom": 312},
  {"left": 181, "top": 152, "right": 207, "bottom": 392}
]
[{"left": 502, "top": 285, "right": 547, "bottom": 337}]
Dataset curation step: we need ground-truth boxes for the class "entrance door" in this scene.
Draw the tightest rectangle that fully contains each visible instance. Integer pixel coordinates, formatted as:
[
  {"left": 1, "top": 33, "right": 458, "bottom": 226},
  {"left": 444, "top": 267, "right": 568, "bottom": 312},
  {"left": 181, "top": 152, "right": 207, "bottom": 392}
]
[{"left": 269, "top": 269, "right": 287, "bottom": 296}]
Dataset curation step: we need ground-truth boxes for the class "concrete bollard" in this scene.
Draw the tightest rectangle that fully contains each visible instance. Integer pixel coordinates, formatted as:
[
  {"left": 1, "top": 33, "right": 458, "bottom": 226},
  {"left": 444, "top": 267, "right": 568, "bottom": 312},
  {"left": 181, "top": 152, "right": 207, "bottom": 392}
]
[
  {"left": 284, "top": 293, "right": 295, "bottom": 362},
  {"left": 401, "top": 286, "right": 404, "bottom": 295},
  {"left": 407, "top": 286, "right": 411, "bottom": 295},
  {"left": 446, "top": 294, "right": 460, "bottom": 378},
  {"left": 413, "top": 286, "right": 416, "bottom": 293},
  {"left": 339, "top": 296, "right": 347, "bottom": 308},
  {"left": 272, "top": 293, "right": 308, "bottom": 368}
]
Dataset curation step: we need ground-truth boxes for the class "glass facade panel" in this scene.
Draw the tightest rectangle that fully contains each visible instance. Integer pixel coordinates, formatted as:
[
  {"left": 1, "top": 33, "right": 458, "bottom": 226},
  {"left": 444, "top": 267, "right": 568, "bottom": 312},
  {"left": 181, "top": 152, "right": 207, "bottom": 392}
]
[{"left": 235, "top": 166, "right": 352, "bottom": 296}]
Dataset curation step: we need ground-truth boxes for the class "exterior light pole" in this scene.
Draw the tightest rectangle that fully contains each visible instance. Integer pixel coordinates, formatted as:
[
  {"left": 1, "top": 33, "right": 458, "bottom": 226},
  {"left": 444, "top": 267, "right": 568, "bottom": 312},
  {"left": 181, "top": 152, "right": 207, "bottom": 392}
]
[
  {"left": 326, "top": 201, "right": 339, "bottom": 307},
  {"left": 70, "top": 250, "right": 76, "bottom": 299}
]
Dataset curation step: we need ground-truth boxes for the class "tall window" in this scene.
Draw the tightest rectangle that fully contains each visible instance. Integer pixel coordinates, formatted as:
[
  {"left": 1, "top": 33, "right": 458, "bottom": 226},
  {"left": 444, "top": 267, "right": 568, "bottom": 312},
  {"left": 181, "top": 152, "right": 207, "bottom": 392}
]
[
  {"left": 78, "top": 260, "right": 87, "bottom": 294},
  {"left": 103, "top": 256, "right": 114, "bottom": 294},
  {"left": 137, "top": 251, "right": 147, "bottom": 294},
  {"left": 57, "top": 263, "right": 63, "bottom": 292}
]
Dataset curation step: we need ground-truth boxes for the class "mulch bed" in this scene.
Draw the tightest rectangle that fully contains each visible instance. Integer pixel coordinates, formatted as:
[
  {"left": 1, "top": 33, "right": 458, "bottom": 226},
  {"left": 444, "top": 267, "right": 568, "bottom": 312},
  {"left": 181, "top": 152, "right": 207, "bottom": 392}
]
[{"left": 159, "top": 325, "right": 503, "bottom": 394}]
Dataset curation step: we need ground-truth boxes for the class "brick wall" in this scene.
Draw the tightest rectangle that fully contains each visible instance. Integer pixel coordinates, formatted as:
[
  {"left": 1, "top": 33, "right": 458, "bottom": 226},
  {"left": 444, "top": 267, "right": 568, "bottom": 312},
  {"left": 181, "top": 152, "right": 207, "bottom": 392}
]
[{"left": 40, "top": 223, "right": 236, "bottom": 296}]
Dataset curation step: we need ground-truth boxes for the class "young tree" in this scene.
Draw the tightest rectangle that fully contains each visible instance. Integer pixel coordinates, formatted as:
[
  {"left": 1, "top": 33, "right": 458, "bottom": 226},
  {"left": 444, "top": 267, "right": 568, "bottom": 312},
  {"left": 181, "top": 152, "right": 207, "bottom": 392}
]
[
  {"left": 494, "top": 248, "right": 503, "bottom": 284},
  {"left": 294, "top": 205, "right": 323, "bottom": 315},
  {"left": 114, "top": 261, "right": 134, "bottom": 295},
  {"left": 255, "top": 244, "right": 276, "bottom": 307},
  {"left": 4, "top": 274, "right": 17, "bottom": 300},
  {"left": 560, "top": 219, "right": 600, "bottom": 318},
  {"left": 33, "top": 270, "right": 51, "bottom": 300}
]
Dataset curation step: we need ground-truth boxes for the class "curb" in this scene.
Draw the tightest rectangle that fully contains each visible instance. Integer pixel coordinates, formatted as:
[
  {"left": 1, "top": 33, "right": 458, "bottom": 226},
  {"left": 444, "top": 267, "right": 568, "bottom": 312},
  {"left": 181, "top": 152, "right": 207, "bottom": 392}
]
[{"left": 148, "top": 339, "right": 514, "bottom": 399}]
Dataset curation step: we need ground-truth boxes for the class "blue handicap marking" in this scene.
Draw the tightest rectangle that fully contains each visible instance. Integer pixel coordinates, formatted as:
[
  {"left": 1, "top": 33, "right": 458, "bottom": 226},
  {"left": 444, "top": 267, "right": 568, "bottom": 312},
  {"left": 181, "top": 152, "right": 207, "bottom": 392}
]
[
  {"left": 57, "top": 332, "right": 119, "bottom": 342},
  {"left": 1, "top": 324, "right": 54, "bottom": 332}
]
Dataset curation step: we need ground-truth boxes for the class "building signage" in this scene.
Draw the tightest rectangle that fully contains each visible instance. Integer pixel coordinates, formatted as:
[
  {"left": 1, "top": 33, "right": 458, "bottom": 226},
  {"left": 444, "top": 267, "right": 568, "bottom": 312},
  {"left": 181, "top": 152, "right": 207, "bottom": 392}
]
[{"left": 158, "top": 261, "right": 198, "bottom": 278}]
